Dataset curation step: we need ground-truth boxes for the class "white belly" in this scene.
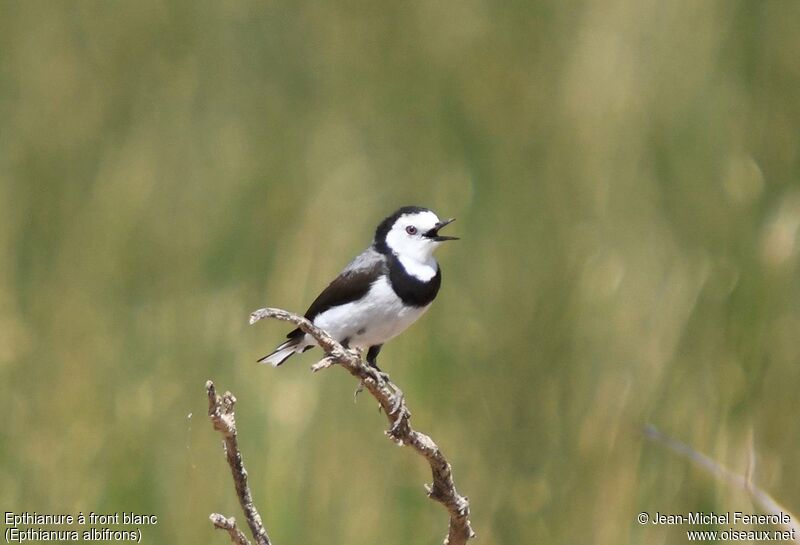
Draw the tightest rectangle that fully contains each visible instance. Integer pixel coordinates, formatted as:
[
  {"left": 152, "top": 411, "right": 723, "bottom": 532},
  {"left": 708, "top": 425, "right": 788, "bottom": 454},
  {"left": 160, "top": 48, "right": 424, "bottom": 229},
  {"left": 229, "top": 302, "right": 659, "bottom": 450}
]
[{"left": 311, "top": 276, "right": 430, "bottom": 348}]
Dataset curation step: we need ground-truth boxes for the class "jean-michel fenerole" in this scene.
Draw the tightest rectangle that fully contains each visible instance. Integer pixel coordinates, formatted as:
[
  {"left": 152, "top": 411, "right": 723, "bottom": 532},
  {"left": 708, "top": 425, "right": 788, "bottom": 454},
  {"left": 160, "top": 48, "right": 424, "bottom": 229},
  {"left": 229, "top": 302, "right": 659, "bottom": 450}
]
[{"left": 650, "top": 512, "right": 791, "bottom": 525}]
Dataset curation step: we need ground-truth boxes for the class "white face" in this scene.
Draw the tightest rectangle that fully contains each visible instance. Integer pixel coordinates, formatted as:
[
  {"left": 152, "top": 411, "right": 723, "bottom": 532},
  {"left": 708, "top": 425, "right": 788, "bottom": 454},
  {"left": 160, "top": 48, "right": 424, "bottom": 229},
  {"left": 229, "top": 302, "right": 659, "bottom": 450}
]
[{"left": 385, "top": 210, "right": 445, "bottom": 263}]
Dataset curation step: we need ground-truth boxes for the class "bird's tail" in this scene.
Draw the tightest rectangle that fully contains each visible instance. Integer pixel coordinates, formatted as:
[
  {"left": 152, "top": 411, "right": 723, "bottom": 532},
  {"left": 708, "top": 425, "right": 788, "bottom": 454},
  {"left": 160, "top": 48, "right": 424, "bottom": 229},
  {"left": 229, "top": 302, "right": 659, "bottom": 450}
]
[{"left": 258, "top": 337, "right": 303, "bottom": 367}]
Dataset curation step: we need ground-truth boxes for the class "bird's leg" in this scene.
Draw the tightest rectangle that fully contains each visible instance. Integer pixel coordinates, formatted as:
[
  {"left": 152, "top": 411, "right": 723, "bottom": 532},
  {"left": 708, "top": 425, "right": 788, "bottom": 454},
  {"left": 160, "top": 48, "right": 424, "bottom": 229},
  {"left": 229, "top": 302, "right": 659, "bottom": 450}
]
[
  {"left": 365, "top": 344, "right": 405, "bottom": 418},
  {"left": 350, "top": 345, "right": 406, "bottom": 433},
  {"left": 366, "top": 344, "right": 390, "bottom": 382}
]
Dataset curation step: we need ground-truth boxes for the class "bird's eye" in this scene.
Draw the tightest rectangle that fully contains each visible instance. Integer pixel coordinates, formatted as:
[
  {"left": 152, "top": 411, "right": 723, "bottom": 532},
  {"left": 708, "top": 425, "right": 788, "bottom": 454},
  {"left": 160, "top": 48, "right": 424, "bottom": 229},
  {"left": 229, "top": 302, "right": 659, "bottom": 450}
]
[{"left": 406, "top": 225, "right": 418, "bottom": 235}]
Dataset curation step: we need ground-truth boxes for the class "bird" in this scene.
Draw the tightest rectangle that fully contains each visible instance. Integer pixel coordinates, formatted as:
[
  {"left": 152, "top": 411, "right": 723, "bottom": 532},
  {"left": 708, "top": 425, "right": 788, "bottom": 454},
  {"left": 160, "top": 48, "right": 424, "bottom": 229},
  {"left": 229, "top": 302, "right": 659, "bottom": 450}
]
[{"left": 258, "top": 206, "right": 458, "bottom": 374}]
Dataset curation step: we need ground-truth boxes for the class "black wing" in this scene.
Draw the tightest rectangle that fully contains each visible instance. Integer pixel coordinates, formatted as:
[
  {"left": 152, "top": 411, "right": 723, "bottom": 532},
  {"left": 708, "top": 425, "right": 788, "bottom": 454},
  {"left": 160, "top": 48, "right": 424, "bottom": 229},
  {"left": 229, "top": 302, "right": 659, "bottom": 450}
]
[{"left": 286, "top": 248, "right": 387, "bottom": 339}]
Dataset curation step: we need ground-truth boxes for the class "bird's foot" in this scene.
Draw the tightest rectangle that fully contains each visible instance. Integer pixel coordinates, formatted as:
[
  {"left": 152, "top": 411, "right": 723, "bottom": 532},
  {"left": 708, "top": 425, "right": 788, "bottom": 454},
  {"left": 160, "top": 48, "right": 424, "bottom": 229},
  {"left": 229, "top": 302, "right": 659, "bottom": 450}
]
[
  {"left": 353, "top": 365, "right": 387, "bottom": 403},
  {"left": 365, "top": 363, "right": 390, "bottom": 385}
]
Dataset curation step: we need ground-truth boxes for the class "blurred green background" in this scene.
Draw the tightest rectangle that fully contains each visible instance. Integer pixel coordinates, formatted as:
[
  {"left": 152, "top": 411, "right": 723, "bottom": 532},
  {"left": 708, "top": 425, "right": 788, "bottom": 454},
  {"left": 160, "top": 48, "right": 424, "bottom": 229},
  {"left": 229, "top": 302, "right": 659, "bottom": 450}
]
[{"left": 2, "top": 1, "right": 800, "bottom": 544}]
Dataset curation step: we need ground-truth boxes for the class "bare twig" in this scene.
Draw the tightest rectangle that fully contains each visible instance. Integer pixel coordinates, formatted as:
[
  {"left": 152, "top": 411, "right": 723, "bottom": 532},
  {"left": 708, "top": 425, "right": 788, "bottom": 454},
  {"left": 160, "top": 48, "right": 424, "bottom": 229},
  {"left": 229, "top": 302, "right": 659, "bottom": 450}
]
[
  {"left": 644, "top": 424, "right": 800, "bottom": 541},
  {"left": 250, "top": 307, "right": 475, "bottom": 545},
  {"left": 207, "top": 381, "right": 272, "bottom": 545},
  {"left": 209, "top": 514, "right": 251, "bottom": 545}
]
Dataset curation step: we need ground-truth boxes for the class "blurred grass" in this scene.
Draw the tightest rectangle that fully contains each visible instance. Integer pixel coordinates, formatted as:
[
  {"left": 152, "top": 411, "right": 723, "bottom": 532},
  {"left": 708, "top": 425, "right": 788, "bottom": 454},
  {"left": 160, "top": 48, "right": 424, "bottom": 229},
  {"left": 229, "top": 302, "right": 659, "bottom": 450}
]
[{"left": 1, "top": 1, "right": 800, "bottom": 544}]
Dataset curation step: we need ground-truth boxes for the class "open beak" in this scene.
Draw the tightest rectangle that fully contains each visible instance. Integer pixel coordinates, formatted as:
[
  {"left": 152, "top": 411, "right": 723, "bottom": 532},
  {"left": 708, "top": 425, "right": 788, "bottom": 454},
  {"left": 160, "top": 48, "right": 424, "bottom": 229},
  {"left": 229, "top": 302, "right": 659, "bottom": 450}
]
[{"left": 424, "top": 218, "right": 459, "bottom": 241}]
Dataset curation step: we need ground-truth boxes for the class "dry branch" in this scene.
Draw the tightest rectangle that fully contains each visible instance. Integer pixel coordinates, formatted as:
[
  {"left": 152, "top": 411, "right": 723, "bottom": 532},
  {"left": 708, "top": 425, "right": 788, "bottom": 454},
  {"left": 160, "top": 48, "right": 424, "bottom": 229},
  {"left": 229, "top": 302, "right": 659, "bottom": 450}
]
[
  {"left": 207, "top": 381, "right": 272, "bottom": 545},
  {"left": 209, "top": 514, "right": 251, "bottom": 545},
  {"left": 644, "top": 424, "right": 800, "bottom": 541},
  {"left": 249, "top": 306, "right": 475, "bottom": 545}
]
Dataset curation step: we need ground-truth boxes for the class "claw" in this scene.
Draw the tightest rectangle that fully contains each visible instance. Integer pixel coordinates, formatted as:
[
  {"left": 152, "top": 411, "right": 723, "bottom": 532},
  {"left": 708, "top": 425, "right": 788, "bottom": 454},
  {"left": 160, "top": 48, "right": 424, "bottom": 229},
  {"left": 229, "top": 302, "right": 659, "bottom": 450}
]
[
  {"left": 366, "top": 365, "right": 389, "bottom": 385},
  {"left": 353, "top": 382, "right": 364, "bottom": 402},
  {"left": 362, "top": 355, "right": 390, "bottom": 384}
]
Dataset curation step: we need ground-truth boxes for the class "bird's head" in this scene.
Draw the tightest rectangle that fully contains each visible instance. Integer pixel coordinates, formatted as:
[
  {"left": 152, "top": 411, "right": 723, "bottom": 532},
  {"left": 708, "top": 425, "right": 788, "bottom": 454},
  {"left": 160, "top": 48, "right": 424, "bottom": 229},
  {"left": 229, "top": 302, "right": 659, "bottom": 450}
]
[{"left": 374, "top": 206, "right": 458, "bottom": 262}]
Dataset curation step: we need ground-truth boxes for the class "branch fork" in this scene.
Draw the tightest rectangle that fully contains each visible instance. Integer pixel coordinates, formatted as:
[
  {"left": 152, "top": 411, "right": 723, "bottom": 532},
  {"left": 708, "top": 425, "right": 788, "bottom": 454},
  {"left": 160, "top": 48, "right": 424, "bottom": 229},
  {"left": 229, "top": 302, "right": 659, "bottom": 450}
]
[
  {"left": 248, "top": 307, "right": 475, "bottom": 544},
  {"left": 207, "top": 381, "right": 272, "bottom": 545},
  {"left": 206, "top": 307, "right": 474, "bottom": 545}
]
